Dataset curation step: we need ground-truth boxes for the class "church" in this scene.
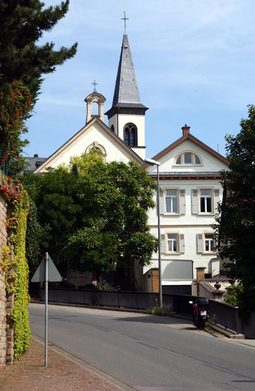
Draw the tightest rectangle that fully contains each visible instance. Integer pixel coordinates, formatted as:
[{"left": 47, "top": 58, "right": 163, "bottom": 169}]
[{"left": 29, "top": 25, "right": 229, "bottom": 294}]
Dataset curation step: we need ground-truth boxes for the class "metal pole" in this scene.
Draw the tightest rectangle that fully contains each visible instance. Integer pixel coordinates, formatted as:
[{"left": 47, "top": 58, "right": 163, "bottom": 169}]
[
  {"left": 156, "top": 165, "right": 163, "bottom": 308},
  {"left": 45, "top": 252, "right": 49, "bottom": 368}
]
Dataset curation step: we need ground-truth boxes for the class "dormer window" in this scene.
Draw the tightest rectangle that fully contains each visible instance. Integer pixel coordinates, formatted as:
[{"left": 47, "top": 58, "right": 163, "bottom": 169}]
[{"left": 176, "top": 152, "right": 201, "bottom": 165}]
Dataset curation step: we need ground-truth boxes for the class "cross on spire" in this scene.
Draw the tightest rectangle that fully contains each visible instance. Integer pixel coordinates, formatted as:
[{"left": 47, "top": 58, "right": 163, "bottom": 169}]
[
  {"left": 92, "top": 80, "right": 98, "bottom": 92},
  {"left": 121, "top": 11, "right": 129, "bottom": 33}
]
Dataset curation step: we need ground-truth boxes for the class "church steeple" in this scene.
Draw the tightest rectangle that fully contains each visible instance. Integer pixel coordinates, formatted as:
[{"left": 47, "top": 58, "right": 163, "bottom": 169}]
[
  {"left": 112, "top": 34, "right": 142, "bottom": 107},
  {"left": 106, "top": 20, "right": 147, "bottom": 160}
]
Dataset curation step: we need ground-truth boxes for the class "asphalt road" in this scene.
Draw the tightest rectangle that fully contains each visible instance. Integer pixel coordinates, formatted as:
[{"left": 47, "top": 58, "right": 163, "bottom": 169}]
[{"left": 29, "top": 303, "right": 255, "bottom": 391}]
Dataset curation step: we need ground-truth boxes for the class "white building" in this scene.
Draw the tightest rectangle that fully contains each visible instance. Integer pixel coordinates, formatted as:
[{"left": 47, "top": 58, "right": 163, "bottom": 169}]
[
  {"left": 31, "top": 30, "right": 228, "bottom": 293},
  {"left": 144, "top": 125, "right": 228, "bottom": 294}
]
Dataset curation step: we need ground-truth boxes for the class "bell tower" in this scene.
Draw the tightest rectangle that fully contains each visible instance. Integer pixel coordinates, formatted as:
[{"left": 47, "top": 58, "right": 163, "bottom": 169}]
[
  {"left": 85, "top": 83, "right": 106, "bottom": 124},
  {"left": 105, "top": 13, "right": 148, "bottom": 159}
]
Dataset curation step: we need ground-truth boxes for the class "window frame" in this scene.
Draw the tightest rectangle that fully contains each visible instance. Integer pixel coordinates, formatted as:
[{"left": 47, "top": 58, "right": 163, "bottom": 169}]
[
  {"left": 197, "top": 233, "right": 217, "bottom": 254},
  {"left": 200, "top": 189, "right": 213, "bottom": 213},
  {"left": 175, "top": 151, "right": 201, "bottom": 166},
  {"left": 161, "top": 233, "right": 185, "bottom": 254},
  {"left": 124, "top": 122, "right": 138, "bottom": 147},
  {"left": 192, "top": 188, "right": 220, "bottom": 215},
  {"left": 160, "top": 188, "right": 185, "bottom": 215}
]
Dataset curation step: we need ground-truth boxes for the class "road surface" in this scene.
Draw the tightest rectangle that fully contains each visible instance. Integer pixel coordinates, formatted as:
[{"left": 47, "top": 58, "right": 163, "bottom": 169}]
[{"left": 29, "top": 303, "right": 255, "bottom": 391}]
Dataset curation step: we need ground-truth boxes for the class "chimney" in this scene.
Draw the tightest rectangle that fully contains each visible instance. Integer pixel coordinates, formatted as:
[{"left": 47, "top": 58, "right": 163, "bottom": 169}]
[{"left": 182, "top": 124, "right": 190, "bottom": 136}]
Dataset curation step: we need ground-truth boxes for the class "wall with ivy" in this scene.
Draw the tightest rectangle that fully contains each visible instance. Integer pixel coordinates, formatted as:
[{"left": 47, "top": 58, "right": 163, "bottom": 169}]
[
  {"left": 0, "top": 173, "right": 30, "bottom": 364},
  {"left": 0, "top": 194, "right": 7, "bottom": 365}
]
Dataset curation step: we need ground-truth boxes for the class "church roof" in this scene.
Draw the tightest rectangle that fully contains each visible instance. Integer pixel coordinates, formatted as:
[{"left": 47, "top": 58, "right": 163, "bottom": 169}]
[{"left": 112, "top": 34, "right": 143, "bottom": 107}]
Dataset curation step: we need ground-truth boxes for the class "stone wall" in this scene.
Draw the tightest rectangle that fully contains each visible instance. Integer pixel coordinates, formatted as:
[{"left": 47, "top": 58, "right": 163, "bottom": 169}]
[{"left": 0, "top": 194, "right": 7, "bottom": 365}]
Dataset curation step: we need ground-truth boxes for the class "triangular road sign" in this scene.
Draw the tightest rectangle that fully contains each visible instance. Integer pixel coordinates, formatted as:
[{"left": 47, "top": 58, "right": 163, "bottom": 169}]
[{"left": 31, "top": 254, "right": 62, "bottom": 283}]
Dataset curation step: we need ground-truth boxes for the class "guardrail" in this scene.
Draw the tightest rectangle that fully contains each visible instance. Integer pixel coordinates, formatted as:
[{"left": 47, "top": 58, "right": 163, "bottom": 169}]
[{"left": 37, "top": 288, "right": 244, "bottom": 335}]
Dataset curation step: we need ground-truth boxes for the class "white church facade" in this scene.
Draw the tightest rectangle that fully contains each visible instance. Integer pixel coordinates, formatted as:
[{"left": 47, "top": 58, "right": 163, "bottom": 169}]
[{"left": 31, "top": 30, "right": 228, "bottom": 294}]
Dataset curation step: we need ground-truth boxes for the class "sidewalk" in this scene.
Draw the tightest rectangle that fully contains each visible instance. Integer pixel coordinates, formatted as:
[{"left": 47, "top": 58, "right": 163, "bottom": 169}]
[{"left": 0, "top": 338, "right": 127, "bottom": 391}]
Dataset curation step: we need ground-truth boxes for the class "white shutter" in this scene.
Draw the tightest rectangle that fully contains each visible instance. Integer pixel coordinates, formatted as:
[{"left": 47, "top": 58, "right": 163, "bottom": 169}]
[
  {"left": 179, "top": 190, "right": 186, "bottom": 214},
  {"left": 192, "top": 190, "right": 199, "bottom": 214},
  {"left": 160, "top": 234, "right": 166, "bottom": 253},
  {"left": 159, "top": 188, "right": 164, "bottom": 215},
  {"left": 213, "top": 236, "right": 217, "bottom": 252},
  {"left": 197, "top": 234, "right": 203, "bottom": 253},
  {"left": 179, "top": 234, "right": 185, "bottom": 253},
  {"left": 214, "top": 189, "right": 220, "bottom": 213}
]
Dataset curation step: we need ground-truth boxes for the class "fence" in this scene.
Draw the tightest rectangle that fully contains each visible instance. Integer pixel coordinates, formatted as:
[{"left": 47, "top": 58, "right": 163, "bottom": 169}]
[{"left": 38, "top": 288, "right": 243, "bottom": 335}]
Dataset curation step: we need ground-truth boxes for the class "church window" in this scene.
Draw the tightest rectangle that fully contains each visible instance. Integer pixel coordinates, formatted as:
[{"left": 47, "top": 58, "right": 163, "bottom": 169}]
[
  {"left": 85, "top": 142, "right": 106, "bottom": 157},
  {"left": 175, "top": 152, "right": 201, "bottom": 165},
  {"left": 111, "top": 125, "right": 115, "bottom": 132},
  {"left": 124, "top": 123, "right": 137, "bottom": 147}
]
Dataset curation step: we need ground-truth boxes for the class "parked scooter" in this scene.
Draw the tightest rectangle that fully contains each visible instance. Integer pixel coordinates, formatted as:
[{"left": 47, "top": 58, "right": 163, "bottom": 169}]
[{"left": 189, "top": 298, "right": 209, "bottom": 329}]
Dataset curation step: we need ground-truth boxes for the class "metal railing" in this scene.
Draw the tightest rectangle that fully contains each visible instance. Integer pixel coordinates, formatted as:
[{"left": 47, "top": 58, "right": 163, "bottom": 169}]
[{"left": 38, "top": 288, "right": 241, "bottom": 333}]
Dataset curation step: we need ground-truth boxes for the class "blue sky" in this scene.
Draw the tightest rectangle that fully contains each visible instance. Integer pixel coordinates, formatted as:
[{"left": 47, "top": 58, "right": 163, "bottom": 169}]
[{"left": 24, "top": 0, "right": 255, "bottom": 159}]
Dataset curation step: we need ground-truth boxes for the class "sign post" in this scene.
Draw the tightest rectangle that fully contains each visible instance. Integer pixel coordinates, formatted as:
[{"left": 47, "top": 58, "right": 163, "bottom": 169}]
[
  {"left": 45, "top": 252, "right": 49, "bottom": 368},
  {"left": 31, "top": 252, "right": 62, "bottom": 368}
]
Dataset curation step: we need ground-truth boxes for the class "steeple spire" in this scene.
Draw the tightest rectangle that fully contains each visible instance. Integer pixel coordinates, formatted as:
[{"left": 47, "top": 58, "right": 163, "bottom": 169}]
[{"left": 112, "top": 34, "right": 142, "bottom": 107}]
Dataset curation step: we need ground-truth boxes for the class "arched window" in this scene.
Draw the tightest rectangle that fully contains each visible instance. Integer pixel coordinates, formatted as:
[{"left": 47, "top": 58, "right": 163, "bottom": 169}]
[
  {"left": 124, "top": 123, "right": 137, "bottom": 147},
  {"left": 92, "top": 101, "right": 99, "bottom": 117},
  {"left": 85, "top": 141, "right": 106, "bottom": 157},
  {"left": 176, "top": 152, "right": 201, "bottom": 165},
  {"left": 111, "top": 124, "right": 115, "bottom": 132}
]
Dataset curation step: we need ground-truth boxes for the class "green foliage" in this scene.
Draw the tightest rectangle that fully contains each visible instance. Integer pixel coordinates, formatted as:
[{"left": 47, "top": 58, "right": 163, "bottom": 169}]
[
  {"left": 23, "top": 166, "right": 81, "bottom": 274},
  {"left": 97, "top": 279, "right": 115, "bottom": 291},
  {"left": 0, "top": 0, "right": 77, "bottom": 176},
  {"left": 11, "top": 191, "right": 31, "bottom": 359},
  {"left": 218, "top": 105, "right": 255, "bottom": 316},
  {"left": 147, "top": 306, "right": 174, "bottom": 316},
  {"left": 24, "top": 153, "right": 158, "bottom": 288},
  {"left": 0, "top": 0, "right": 77, "bottom": 100},
  {"left": 0, "top": 81, "right": 32, "bottom": 177},
  {"left": 224, "top": 284, "right": 243, "bottom": 306},
  {"left": 25, "top": 197, "right": 41, "bottom": 277},
  {"left": 64, "top": 156, "right": 158, "bottom": 280},
  {"left": 1, "top": 181, "right": 31, "bottom": 360}
]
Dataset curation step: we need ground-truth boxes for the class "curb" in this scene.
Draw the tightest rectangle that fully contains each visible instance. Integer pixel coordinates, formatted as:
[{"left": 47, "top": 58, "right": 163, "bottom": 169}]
[{"left": 208, "top": 323, "right": 244, "bottom": 339}]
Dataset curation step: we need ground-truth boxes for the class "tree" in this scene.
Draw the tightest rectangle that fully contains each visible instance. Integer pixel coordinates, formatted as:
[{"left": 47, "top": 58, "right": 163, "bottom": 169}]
[
  {"left": 23, "top": 166, "right": 81, "bottom": 275},
  {"left": 0, "top": 81, "right": 32, "bottom": 176},
  {"left": 0, "top": 0, "right": 77, "bottom": 100},
  {"left": 66, "top": 155, "right": 158, "bottom": 288},
  {"left": 218, "top": 105, "right": 255, "bottom": 315},
  {"left": 24, "top": 153, "right": 158, "bottom": 289},
  {"left": 0, "top": 0, "right": 77, "bottom": 176}
]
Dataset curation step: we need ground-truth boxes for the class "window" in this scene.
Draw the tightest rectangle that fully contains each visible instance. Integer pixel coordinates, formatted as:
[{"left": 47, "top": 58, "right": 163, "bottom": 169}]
[
  {"left": 161, "top": 233, "right": 185, "bottom": 254},
  {"left": 204, "top": 234, "right": 216, "bottom": 252},
  {"left": 124, "top": 123, "right": 137, "bottom": 147},
  {"left": 165, "top": 190, "right": 178, "bottom": 213},
  {"left": 176, "top": 152, "right": 201, "bottom": 165},
  {"left": 161, "top": 189, "right": 185, "bottom": 215},
  {"left": 167, "top": 234, "right": 178, "bottom": 252},
  {"left": 197, "top": 234, "right": 217, "bottom": 253},
  {"left": 192, "top": 188, "right": 220, "bottom": 215},
  {"left": 85, "top": 142, "right": 106, "bottom": 157},
  {"left": 200, "top": 189, "right": 212, "bottom": 213}
]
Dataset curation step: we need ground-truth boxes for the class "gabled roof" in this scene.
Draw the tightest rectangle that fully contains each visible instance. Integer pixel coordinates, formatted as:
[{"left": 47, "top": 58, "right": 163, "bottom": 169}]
[
  {"left": 34, "top": 116, "right": 145, "bottom": 173},
  {"left": 151, "top": 131, "right": 229, "bottom": 166},
  {"left": 25, "top": 155, "right": 47, "bottom": 172}
]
